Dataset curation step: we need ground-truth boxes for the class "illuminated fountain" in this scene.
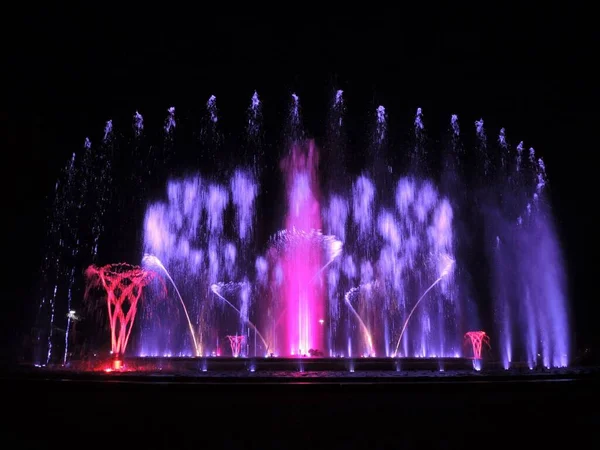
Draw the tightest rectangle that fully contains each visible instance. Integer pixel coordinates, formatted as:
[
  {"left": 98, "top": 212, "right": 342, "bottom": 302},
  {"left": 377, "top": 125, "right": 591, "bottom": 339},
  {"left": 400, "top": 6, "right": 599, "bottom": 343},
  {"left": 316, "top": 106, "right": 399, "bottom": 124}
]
[
  {"left": 226, "top": 335, "right": 245, "bottom": 358},
  {"left": 84, "top": 263, "right": 164, "bottom": 359},
  {"left": 393, "top": 253, "right": 455, "bottom": 357},
  {"left": 465, "top": 331, "right": 491, "bottom": 360},
  {"left": 141, "top": 254, "right": 201, "bottom": 356},
  {"left": 140, "top": 165, "right": 259, "bottom": 356},
  {"left": 327, "top": 177, "right": 458, "bottom": 358},
  {"left": 279, "top": 141, "right": 325, "bottom": 355},
  {"left": 210, "top": 282, "right": 270, "bottom": 355},
  {"left": 464, "top": 331, "right": 491, "bottom": 370},
  {"left": 35, "top": 90, "right": 570, "bottom": 371},
  {"left": 344, "top": 285, "right": 375, "bottom": 356}
]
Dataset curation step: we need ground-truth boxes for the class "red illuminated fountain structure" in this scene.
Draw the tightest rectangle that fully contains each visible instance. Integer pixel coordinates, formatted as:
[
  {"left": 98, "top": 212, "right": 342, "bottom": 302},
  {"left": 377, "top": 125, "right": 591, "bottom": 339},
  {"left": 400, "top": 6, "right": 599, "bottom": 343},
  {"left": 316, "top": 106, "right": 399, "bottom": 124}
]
[
  {"left": 85, "top": 263, "right": 164, "bottom": 371},
  {"left": 226, "top": 335, "right": 245, "bottom": 358},
  {"left": 464, "top": 331, "right": 491, "bottom": 360}
]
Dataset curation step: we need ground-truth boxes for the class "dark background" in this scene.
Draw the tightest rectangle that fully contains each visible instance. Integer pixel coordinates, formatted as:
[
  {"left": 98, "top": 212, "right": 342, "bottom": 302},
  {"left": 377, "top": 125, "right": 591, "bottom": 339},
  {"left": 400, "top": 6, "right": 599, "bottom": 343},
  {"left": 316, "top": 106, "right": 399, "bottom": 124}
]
[{"left": 3, "top": 7, "right": 597, "bottom": 362}]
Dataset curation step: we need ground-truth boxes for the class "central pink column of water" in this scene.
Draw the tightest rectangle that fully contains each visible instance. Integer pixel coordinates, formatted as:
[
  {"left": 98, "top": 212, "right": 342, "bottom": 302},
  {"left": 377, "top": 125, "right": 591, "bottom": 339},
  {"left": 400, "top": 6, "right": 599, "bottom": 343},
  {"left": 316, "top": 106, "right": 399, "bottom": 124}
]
[{"left": 281, "top": 141, "right": 325, "bottom": 355}]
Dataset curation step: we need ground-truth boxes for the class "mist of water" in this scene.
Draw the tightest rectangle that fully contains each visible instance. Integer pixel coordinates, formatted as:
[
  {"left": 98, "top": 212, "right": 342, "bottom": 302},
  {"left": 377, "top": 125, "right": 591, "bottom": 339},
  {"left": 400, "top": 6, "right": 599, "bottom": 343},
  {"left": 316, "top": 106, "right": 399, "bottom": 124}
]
[{"left": 37, "top": 91, "right": 569, "bottom": 368}]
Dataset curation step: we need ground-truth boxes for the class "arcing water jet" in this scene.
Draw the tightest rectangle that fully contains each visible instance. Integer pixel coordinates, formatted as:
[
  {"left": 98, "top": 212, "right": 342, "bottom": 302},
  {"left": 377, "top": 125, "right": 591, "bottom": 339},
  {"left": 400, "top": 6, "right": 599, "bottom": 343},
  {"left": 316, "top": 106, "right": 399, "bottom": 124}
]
[
  {"left": 141, "top": 254, "right": 201, "bottom": 356},
  {"left": 36, "top": 91, "right": 569, "bottom": 368}
]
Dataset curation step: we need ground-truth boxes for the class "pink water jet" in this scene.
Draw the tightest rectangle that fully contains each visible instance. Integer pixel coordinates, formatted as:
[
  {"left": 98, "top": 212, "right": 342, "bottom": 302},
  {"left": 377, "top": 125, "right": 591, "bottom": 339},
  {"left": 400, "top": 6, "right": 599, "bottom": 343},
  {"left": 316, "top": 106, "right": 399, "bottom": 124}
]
[{"left": 280, "top": 140, "right": 325, "bottom": 356}]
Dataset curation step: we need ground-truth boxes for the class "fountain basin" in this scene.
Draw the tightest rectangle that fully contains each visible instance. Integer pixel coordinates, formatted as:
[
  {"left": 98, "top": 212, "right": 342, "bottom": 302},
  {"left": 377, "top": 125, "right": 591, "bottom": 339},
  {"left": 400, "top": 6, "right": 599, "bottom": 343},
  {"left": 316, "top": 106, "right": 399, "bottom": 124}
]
[{"left": 56, "top": 356, "right": 492, "bottom": 373}]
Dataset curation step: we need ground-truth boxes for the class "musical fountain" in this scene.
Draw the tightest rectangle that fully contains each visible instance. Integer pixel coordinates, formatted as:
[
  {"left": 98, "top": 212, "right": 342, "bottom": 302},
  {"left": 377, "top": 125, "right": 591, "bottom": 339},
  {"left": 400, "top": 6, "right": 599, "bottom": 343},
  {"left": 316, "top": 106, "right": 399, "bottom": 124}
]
[{"left": 32, "top": 90, "right": 571, "bottom": 377}]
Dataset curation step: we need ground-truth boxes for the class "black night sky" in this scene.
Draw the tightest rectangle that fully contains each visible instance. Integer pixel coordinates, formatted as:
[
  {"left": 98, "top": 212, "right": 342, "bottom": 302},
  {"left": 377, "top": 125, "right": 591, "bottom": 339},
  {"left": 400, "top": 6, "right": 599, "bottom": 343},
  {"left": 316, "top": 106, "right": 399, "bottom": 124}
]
[{"left": 3, "top": 7, "right": 597, "bottom": 363}]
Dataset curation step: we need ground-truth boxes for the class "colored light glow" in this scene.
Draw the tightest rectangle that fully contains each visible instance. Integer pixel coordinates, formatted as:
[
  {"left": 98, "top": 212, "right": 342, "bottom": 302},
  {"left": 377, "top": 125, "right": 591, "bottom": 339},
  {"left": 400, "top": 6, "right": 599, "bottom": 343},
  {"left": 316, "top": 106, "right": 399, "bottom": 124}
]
[
  {"left": 226, "top": 335, "right": 245, "bottom": 358},
  {"left": 85, "top": 263, "right": 164, "bottom": 356},
  {"left": 280, "top": 141, "right": 325, "bottom": 356},
  {"left": 464, "top": 331, "right": 490, "bottom": 360},
  {"left": 37, "top": 93, "right": 570, "bottom": 368}
]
